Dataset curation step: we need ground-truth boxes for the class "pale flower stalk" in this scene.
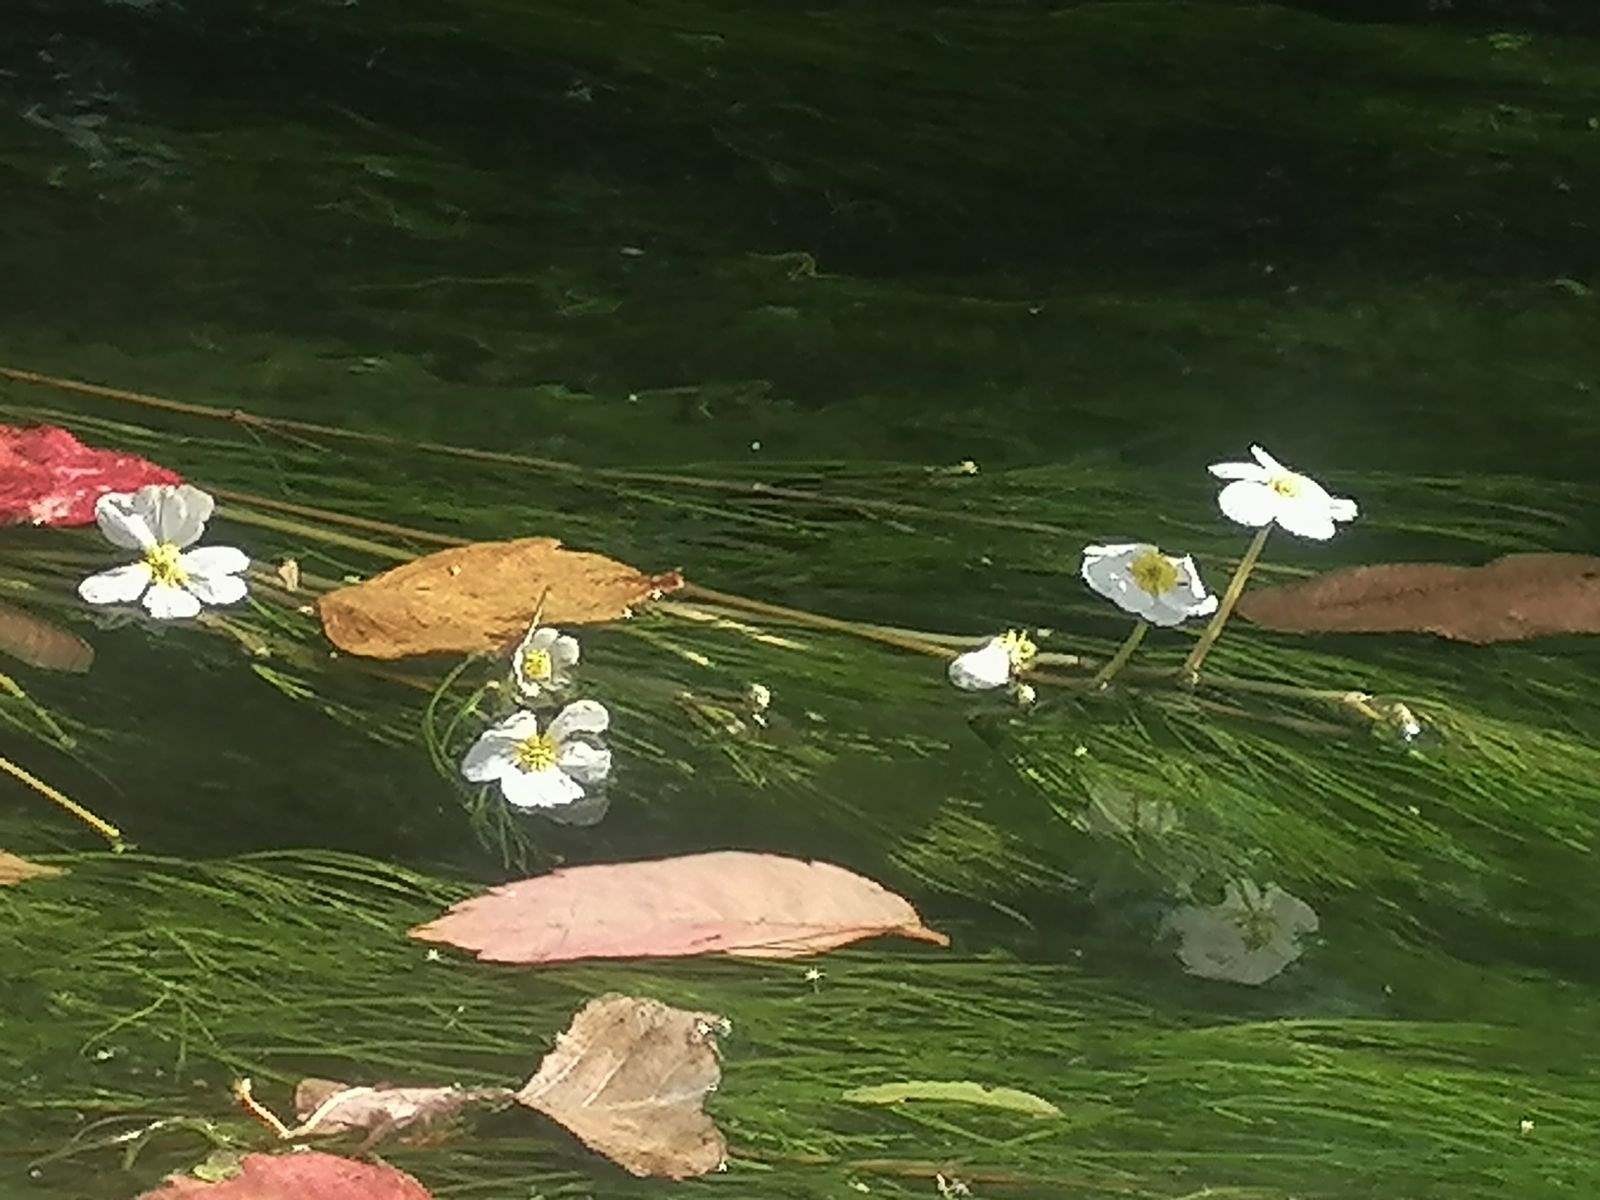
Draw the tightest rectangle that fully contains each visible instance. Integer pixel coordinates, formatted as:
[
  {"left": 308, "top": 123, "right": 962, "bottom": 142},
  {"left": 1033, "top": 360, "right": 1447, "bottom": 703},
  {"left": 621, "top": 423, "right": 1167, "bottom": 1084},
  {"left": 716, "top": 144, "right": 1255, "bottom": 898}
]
[
  {"left": 948, "top": 630, "right": 1036, "bottom": 692},
  {"left": 461, "top": 699, "right": 612, "bottom": 812},
  {"left": 77, "top": 484, "right": 250, "bottom": 620}
]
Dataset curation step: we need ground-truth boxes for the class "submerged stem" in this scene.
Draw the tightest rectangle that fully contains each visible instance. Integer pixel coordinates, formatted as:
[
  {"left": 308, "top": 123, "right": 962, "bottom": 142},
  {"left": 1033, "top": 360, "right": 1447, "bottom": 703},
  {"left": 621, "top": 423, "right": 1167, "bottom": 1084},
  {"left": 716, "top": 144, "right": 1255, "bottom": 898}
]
[
  {"left": 0, "top": 752, "right": 124, "bottom": 849},
  {"left": 1181, "top": 524, "right": 1271, "bottom": 681},
  {"left": 1088, "top": 620, "right": 1148, "bottom": 689}
]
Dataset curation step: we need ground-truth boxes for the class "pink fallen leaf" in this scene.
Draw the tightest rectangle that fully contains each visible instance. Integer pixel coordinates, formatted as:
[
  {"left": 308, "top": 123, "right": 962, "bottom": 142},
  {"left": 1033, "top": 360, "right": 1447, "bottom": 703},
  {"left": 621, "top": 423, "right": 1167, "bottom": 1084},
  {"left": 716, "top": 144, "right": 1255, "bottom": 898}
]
[
  {"left": 136, "top": 1151, "right": 431, "bottom": 1199},
  {"left": 409, "top": 850, "right": 950, "bottom": 964},
  {"left": 0, "top": 424, "right": 181, "bottom": 527},
  {"left": 0, "top": 849, "right": 65, "bottom": 886},
  {"left": 516, "top": 994, "right": 727, "bottom": 1179}
]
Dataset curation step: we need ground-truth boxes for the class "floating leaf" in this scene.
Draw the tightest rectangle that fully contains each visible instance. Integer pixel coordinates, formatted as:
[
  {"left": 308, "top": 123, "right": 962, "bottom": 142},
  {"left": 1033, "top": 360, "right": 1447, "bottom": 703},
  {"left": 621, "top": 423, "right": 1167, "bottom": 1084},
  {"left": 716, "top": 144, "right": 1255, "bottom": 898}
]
[
  {"left": 409, "top": 850, "right": 950, "bottom": 964},
  {"left": 515, "top": 994, "right": 727, "bottom": 1179},
  {"left": 0, "top": 600, "right": 93, "bottom": 671},
  {"left": 0, "top": 423, "right": 181, "bottom": 527},
  {"left": 135, "top": 1151, "right": 432, "bottom": 1199},
  {"left": 291, "top": 1077, "right": 512, "bottom": 1146},
  {"left": 0, "top": 850, "right": 64, "bottom": 887},
  {"left": 316, "top": 536, "right": 683, "bottom": 659},
  {"left": 843, "top": 1079, "right": 1062, "bottom": 1118},
  {"left": 1237, "top": 553, "right": 1600, "bottom": 644}
]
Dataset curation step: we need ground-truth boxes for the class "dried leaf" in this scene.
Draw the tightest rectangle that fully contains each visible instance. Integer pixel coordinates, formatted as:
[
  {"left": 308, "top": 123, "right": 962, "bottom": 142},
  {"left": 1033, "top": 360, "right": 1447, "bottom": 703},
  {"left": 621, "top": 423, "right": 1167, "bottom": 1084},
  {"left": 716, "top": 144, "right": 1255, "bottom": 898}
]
[
  {"left": 316, "top": 537, "right": 684, "bottom": 660},
  {"left": 290, "top": 1077, "right": 511, "bottom": 1144},
  {"left": 1237, "top": 553, "right": 1600, "bottom": 644},
  {"left": 408, "top": 850, "right": 950, "bottom": 964},
  {"left": 0, "top": 423, "right": 181, "bottom": 527},
  {"left": 0, "top": 600, "right": 94, "bottom": 671},
  {"left": 843, "top": 1079, "right": 1062, "bottom": 1118},
  {"left": 515, "top": 994, "right": 727, "bottom": 1179},
  {"left": 0, "top": 850, "right": 65, "bottom": 886},
  {"left": 135, "top": 1151, "right": 432, "bottom": 1199}
]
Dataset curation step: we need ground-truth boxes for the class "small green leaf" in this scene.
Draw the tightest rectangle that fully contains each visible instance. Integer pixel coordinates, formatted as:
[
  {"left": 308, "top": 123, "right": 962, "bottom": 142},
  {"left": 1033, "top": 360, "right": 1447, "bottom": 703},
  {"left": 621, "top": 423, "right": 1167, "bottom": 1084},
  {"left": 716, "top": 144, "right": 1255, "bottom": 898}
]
[{"left": 842, "top": 1080, "right": 1061, "bottom": 1118}]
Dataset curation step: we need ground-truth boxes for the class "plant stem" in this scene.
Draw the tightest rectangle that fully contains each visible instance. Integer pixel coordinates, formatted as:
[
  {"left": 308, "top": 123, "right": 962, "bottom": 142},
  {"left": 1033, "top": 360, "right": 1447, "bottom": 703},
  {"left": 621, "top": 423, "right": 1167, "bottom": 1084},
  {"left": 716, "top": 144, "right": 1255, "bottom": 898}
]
[
  {"left": 1088, "top": 620, "right": 1148, "bottom": 689},
  {"left": 1181, "top": 524, "right": 1271, "bottom": 681},
  {"left": 0, "top": 752, "right": 124, "bottom": 849}
]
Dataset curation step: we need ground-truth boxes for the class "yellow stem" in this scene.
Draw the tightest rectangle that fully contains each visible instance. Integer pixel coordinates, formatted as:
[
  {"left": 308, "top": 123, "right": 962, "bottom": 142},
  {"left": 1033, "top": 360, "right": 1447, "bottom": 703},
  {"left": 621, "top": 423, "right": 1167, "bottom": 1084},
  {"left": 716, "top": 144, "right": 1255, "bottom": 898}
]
[
  {"left": 1088, "top": 620, "right": 1148, "bottom": 689},
  {"left": 0, "top": 753, "right": 124, "bottom": 848},
  {"left": 1181, "top": 525, "right": 1271, "bottom": 681}
]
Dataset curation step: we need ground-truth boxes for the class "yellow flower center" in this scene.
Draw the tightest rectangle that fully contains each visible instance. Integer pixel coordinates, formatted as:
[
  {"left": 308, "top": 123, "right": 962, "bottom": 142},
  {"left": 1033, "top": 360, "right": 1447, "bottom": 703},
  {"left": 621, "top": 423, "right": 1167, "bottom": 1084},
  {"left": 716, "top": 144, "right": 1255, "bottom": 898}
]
[
  {"left": 1269, "top": 473, "right": 1304, "bottom": 498},
  {"left": 999, "top": 629, "right": 1037, "bottom": 668},
  {"left": 520, "top": 647, "right": 553, "bottom": 682},
  {"left": 1128, "top": 547, "right": 1179, "bottom": 597},
  {"left": 513, "top": 731, "right": 559, "bottom": 772},
  {"left": 143, "top": 542, "right": 187, "bottom": 588}
]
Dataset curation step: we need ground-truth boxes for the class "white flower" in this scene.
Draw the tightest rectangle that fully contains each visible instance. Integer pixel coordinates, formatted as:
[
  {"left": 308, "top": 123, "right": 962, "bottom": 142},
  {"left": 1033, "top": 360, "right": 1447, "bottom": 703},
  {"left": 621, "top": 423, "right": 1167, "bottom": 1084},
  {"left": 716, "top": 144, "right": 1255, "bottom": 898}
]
[
  {"left": 948, "top": 630, "right": 1036, "bottom": 691},
  {"left": 1162, "top": 879, "right": 1319, "bottom": 986},
  {"left": 460, "top": 699, "right": 611, "bottom": 811},
  {"left": 1081, "top": 543, "right": 1218, "bottom": 627},
  {"left": 1208, "top": 445, "right": 1357, "bottom": 540},
  {"left": 77, "top": 485, "right": 249, "bottom": 620},
  {"left": 511, "top": 622, "right": 580, "bottom": 698}
]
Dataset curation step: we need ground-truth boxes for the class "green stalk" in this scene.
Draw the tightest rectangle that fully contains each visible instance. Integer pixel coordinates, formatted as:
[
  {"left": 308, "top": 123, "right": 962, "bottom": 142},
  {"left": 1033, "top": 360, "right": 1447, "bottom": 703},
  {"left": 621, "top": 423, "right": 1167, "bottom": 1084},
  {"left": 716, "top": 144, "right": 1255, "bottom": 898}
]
[
  {"left": 1088, "top": 620, "right": 1148, "bottom": 689},
  {"left": 1182, "top": 524, "right": 1271, "bottom": 681}
]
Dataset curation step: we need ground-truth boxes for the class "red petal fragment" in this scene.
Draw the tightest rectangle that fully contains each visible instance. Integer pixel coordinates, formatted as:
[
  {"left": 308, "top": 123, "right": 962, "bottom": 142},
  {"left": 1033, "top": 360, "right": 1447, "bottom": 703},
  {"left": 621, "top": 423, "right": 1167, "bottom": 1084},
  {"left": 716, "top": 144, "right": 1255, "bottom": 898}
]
[
  {"left": 136, "top": 1151, "right": 432, "bottom": 1199},
  {"left": 0, "top": 424, "right": 182, "bottom": 528}
]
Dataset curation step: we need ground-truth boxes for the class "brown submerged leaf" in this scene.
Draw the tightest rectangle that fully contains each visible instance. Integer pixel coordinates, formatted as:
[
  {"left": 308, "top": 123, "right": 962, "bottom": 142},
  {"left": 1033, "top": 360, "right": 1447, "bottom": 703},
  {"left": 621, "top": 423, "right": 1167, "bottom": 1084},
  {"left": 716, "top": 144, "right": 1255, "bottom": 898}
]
[
  {"left": 0, "top": 850, "right": 64, "bottom": 886},
  {"left": 316, "top": 536, "right": 683, "bottom": 660},
  {"left": 290, "top": 1078, "right": 512, "bottom": 1146},
  {"left": 1237, "top": 553, "right": 1600, "bottom": 644},
  {"left": 408, "top": 850, "right": 951, "bottom": 965},
  {"left": 136, "top": 1151, "right": 433, "bottom": 1199},
  {"left": 516, "top": 994, "right": 728, "bottom": 1180},
  {"left": 0, "top": 600, "right": 93, "bottom": 671}
]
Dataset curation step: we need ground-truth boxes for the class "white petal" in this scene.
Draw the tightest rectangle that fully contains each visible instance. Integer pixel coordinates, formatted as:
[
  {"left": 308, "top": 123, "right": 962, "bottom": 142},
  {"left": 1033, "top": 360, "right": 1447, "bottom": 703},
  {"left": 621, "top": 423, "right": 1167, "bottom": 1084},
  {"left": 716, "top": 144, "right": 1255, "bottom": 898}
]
[
  {"left": 94, "top": 492, "right": 158, "bottom": 550},
  {"left": 186, "top": 572, "right": 248, "bottom": 607},
  {"left": 1273, "top": 499, "right": 1337, "bottom": 540},
  {"left": 460, "top": 732, "right": 519, "bottom": 782},
  {"left": 556, "top": 740, "right": 611, "bottom": 785},
  {"left": 549, "top": 634, "right": 581, "bottom": 667},
  {"left": 1207, "top": 460, "right": 1269, "bottom": 482},
  {"left": 151, "top": 485, "right": 215, "bottom": 548},
  {"left": 1080, "top": 544, "right": 1138, "bottom": 601},
  {"left": 1216, "top": 480, "right": 1280, "bottom": 527},
  {"left": 548, "top": 699, "right": 610, "bottom": 742},
  {"left": 143, "top": 582, "right": 202, "bottom": 620},
  {"left": 947, "top": 639, "right": 1011, "bottom": 690},
  {"left": 1140, "top": 595, "right": 1194, "bottom": 628},
  {"left": 179, "top": 545, "right": 250, "bottom": 578},
  {"left": 1264, "top": 885, "right": 1320, "bottom": 935},
  {"left": 1327, "top": 496, "right": 1359, "bottom": 522},
  {"left": 78, "top": 561, "right": 152, "bottom": 605},
  {"left": 481, "top": 709, "right": 543, "bottom": 743},
  {"left": 528, "top": 626, "right": 559, "bottom": 651},
  {"left": 1249, "top": 445, "right": 1289, "bottom": 475},
  {"left": 499, "top": 765, "right": 585, "bottom": 810}
]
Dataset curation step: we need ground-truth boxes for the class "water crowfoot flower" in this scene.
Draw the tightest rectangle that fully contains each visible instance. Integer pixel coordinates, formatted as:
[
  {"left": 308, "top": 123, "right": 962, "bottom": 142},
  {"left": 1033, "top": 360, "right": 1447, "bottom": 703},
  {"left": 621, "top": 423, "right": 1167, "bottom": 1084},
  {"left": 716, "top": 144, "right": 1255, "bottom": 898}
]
[
  {"left": 512, "top": 622, "right": 580, "bottom": 698},
  {"left": 461, "top": 698, "right": 612, "bottom": 813},
  {"left": 77, "top": 484, "right": 249, "bottom": 620},
  {"left": 947, "top": 630, "right": 1036, "bottom": 691},
  {"left": 1208, "top": 444, "right": 1358, "bottom": 541},
  {"left": 1161, "top": 879, "right": 1319, "bottom": 986},
  {"left": 1082, "top": 544, "right": 1218, "bottom": 627}
]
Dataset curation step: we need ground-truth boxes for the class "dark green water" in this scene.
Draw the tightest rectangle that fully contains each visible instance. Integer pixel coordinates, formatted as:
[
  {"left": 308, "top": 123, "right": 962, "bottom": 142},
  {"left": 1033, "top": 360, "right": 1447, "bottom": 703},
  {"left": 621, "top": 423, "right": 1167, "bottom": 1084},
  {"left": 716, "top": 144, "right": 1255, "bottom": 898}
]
[{"left": 3, "top": 2, "right": 1599, "bottom": 1197}]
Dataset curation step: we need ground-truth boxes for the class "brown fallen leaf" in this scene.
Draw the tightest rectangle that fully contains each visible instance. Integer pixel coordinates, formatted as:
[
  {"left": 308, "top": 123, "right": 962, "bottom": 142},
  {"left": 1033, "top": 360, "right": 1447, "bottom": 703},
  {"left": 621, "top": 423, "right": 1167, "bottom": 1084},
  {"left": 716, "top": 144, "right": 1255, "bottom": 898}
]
[
  {"left": 290, "top": 1077, "right": 512, "bottom": 1147},
  {"left": 516, "top": 994, "right": 727, "bottom": 1180},
  {"left": 408, "top": 850, "right": 950, "bottom": 965},
  {"left": 1237, "top": 552, "right": 1600, "bottom": 644},
  {"left": 0, "top": 599, "right": 93, "bottom": 671},
  {"left": 0, "top": 849, "right": 64, "bottom": 886},
  {"left": 316, "top": 537, "right": 684, "bottom": 660},
  {"left": 135, "top": 1150, "right": 432, "bottom": 1199}
]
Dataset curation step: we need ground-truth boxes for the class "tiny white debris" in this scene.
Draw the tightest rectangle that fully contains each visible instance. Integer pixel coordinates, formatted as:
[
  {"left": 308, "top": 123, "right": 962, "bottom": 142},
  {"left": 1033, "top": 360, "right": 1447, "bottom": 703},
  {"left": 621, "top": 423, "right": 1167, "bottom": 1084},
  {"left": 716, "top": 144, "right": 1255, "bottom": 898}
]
[
  {"left": 77, "top": 485, "right": 250, "bottom": 620},
  {"left": 750, "top": 440, "right": 762, "bottom": 451},
  {"left": 1013, "top": 682, "right": 1038, "bottom": 707},
  {"left": 1520, "top": 1118, "right": 1535, "bottom": 1134},
  {"left": 1207, "top": 444, "right": 1358, "bottom": 540}
]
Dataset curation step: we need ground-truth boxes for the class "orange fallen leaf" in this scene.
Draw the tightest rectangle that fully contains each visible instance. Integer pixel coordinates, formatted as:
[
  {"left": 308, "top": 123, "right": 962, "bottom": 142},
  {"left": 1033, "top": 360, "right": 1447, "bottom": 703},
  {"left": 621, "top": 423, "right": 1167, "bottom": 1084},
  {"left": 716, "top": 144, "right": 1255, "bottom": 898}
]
[
  {"left": 409, "top": 850, "right": 950, "bottom": 964},
  {"left": 0, "top": 600, "right": 93, "bottom": 672},
  {"left": 136, "top": 1151, "right": 432, "bottom": 1199},
  {"left": 1237, "top": 553, "right": 1600, "bottom": 644},
  {"left": 516, "top": 994, "right": 727, "bottom": 1179},
  {"left": 317, "top": 537, "right": 684, "bottom": 660},
  {"left": 0, "top": 850, "right": 64, "bottom": 886}
]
